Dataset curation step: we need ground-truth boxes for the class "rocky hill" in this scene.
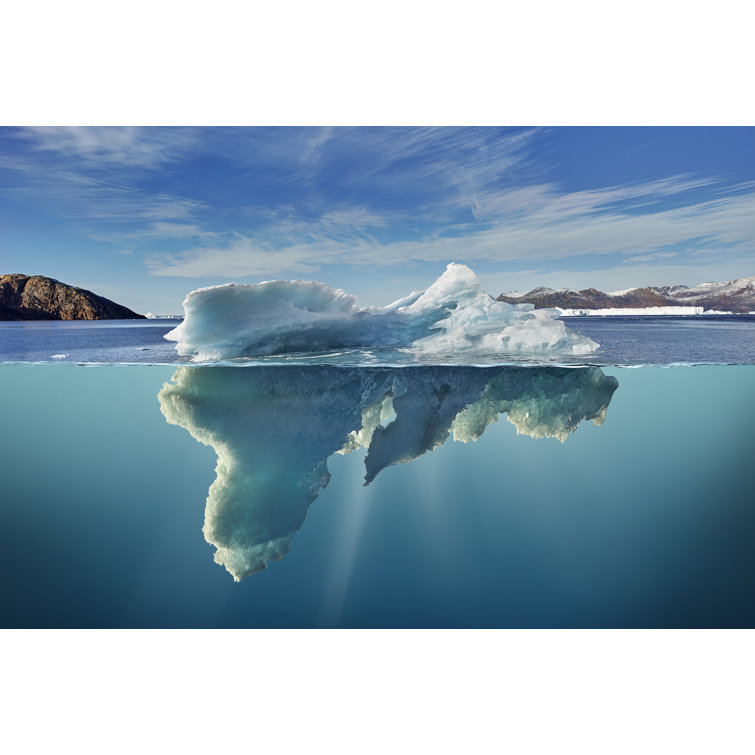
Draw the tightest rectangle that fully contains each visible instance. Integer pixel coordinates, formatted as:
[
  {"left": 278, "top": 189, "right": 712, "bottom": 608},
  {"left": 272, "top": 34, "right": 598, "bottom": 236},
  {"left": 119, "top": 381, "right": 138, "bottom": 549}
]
[
  {"left": 497, "top": 276, "right": 755, "bottom": 314},
  {"left": 0, "top": 274, "right": 145, "bottom": 320}
]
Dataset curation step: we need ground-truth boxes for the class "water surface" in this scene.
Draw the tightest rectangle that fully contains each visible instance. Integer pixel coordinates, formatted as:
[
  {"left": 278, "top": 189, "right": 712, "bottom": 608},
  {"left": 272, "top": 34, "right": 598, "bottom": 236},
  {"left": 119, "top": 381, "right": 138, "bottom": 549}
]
[{"left": 2, "top": 316, "right": 755, "bottom": 365}]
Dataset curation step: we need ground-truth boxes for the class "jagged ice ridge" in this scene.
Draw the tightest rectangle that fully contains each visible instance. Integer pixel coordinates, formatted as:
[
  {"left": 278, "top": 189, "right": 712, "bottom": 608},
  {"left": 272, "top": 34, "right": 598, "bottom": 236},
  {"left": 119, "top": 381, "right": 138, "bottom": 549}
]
[{"left": 165, "top": 263, "right": 598, "bottom": 361}]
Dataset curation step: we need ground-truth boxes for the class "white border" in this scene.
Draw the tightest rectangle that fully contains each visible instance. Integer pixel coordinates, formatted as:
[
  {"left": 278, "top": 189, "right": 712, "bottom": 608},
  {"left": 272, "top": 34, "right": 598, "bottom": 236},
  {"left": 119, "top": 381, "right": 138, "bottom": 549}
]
[
  {"left": 2, "top": 630, "right": 753, "bottom": 753},
  {"left": 1, "top": 2, "right": 753, "bottom": 751},
  {"left": 2, "top": 1, "right": 754, "bottom": 125}
]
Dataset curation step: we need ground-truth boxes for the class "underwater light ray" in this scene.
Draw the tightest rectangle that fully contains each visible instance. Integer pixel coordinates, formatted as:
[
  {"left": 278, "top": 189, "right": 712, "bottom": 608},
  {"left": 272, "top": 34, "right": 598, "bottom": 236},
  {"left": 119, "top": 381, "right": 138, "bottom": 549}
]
[{"left": 316, "top": 461, "right": 374, "bottom": 627}]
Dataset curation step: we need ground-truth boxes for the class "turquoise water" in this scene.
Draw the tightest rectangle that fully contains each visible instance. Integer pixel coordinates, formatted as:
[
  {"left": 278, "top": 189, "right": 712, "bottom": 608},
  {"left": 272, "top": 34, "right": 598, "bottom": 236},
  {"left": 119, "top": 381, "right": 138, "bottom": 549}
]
[{"left": 1, "top": 362, "right": 753, "bottom": 627}]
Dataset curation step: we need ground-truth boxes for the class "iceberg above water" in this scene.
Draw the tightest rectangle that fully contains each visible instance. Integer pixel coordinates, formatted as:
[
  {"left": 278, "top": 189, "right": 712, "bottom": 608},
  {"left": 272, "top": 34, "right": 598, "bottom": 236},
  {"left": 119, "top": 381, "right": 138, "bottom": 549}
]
[
  {"left": 164, "top": 263, "right": 598, "bottom": 362},
  {"left": 158, "top": 365, "right": 618, "bottom": 581}
]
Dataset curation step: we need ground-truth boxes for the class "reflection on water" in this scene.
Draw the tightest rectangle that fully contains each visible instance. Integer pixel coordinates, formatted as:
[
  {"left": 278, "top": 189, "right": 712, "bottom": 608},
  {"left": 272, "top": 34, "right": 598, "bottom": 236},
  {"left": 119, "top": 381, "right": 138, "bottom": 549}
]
[{"left": 158, "top": 366, "right": 618, "bottom": 581}]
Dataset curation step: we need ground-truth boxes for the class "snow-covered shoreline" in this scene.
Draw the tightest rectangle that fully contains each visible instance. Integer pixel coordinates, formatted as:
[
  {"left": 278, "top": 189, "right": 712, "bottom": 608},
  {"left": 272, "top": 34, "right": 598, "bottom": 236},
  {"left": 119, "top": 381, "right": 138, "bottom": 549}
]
[
  {"left": 501, "top": 276, "right": 755, "bottom": 315},
  {"left": 557, "top": 306, "right": 754, "bottom": 317}
]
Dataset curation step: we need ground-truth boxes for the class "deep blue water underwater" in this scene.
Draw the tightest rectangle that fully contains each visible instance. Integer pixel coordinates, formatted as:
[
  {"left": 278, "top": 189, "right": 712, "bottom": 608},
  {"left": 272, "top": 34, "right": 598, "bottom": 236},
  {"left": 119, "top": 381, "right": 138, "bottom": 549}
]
[{"left": 0, "top": 319, "right": 754, "bottom": 627}]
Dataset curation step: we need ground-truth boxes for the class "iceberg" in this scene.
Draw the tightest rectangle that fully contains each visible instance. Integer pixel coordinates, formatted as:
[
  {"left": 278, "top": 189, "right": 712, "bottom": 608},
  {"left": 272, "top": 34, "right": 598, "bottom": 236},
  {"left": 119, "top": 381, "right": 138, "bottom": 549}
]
[
  {"left": 158, "top": 365, "right": 618, "bottom": 581},
  {"left": 145, "top": 312, "right": 183, "bottom": 320},
  {"left": 164, "top": 263, "right": 598, "bottom": 362}
]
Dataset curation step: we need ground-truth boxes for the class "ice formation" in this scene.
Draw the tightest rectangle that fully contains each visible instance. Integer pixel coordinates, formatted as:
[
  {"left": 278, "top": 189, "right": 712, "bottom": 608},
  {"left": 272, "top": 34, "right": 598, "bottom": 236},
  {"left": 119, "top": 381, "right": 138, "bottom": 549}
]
[
  {"left": 158, "top": 365, "right": 618, "bottom": 581},
  {"left": 165, "top": 263, "right": 598, "bottom": 361}
]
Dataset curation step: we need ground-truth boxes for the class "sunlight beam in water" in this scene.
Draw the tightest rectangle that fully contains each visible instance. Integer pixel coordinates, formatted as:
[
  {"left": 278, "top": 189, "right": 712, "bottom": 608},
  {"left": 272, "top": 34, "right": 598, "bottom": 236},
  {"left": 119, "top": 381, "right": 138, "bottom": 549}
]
[{"left": 316, "top": 457, "right": 375, "bottom": 627}]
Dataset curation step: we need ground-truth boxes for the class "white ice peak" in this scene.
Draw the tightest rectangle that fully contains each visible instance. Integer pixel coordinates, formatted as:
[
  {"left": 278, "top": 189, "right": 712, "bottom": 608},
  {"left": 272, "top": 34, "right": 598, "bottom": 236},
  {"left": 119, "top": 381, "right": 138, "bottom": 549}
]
[{"left": 165, "top": 263, "right": 598, "bottom": 361}]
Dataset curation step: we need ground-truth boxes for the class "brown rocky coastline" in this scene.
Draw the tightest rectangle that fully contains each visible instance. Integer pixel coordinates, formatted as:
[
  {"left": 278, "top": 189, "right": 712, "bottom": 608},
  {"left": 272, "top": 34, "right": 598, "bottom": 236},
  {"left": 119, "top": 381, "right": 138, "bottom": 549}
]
[{"left": 0, "top": 274, "right": 145, "bottom": 320}]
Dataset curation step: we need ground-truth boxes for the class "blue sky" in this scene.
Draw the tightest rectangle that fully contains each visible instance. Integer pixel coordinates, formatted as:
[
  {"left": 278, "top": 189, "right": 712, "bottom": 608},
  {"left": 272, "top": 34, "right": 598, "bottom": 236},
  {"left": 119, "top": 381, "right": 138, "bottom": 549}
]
[{"left": 1, "top": 126, "right": 753, "bottom": 313}]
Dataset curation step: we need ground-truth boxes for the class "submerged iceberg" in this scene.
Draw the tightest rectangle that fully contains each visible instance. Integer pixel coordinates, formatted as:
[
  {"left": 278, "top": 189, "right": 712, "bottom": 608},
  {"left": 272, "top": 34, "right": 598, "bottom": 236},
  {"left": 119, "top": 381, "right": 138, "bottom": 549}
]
[
  {"left": 158, "top": 365, "right": 618, "bottom": 581},
  {"left": 165, "top": 263, "right": 598, "bottom": 361}
]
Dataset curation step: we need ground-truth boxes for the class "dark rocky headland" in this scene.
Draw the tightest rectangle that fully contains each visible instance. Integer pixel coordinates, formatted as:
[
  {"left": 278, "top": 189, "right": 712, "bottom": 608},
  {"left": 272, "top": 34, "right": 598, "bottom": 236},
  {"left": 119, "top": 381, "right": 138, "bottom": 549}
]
[{"left": 0, "top": 274, "right": 145, "bottom": 320}]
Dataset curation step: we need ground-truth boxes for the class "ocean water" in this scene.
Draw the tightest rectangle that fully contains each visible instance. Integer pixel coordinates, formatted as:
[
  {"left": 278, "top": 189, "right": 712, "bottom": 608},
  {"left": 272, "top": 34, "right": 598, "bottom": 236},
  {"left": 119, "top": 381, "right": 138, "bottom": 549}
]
[
  {"left": 3, "top": 314, "right": 755, "bottom": 365},
  {"left": 1, "top": 319, "right": 754, "bottom": 627}
]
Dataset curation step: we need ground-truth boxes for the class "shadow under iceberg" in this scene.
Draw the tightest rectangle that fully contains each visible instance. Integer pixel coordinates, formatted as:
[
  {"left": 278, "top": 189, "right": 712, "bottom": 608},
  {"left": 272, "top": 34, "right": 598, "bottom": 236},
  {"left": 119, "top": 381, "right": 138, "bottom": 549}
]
[{"left": 158, "top": 365, "right": 618, "bottom": 581}]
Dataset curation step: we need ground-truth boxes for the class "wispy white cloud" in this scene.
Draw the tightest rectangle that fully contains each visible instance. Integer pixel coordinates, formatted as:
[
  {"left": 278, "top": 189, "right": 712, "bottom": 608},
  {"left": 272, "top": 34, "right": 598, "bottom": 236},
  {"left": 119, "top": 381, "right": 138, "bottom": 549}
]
[
  {"left": 319, "top": 207, "right": 388, "bottom": 228},
  {"left": 141, "top": 222, "right": 209, "bottom": 238},
  {"left": 88, "top": 222, "right": 220, "bottom": 246},
  {"left": 622, "top": 251, "right": 680, "bottom": 264},
  {"left": 218, "top": 126, "right": 540, "bottom": 216},
  {"left": 15, "top": 126, "right": 199, "bottom": 169},
  {"left": 147, "top": 177, "right": 755, "bottom": 279},
  {"left": 325, "top": 127, "right": 541, "bottom": 213},
  {"left": 467, "top": 174, "right": 717, "bottom": 221},
  {"left": 147, "top": 236, "right": 323, "bottom": 278},
  {"left": 0, "top": 151, "right": 205, "bottom": 226},
  {"left": 1, "top": 126, "right": 540, "bottom": 251},
  {"left": 300, "top": 126, "right": 334, "bottom": 165}
]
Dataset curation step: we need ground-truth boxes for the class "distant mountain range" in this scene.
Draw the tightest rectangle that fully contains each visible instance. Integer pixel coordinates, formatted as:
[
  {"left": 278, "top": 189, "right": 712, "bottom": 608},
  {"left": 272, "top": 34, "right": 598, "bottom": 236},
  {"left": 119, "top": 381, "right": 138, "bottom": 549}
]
[
  {"left": 497, "top": 276, "right": 755, "bottom": 314},
  {"left": 0, "top": 274, "right": 144, "bottom": 320}
]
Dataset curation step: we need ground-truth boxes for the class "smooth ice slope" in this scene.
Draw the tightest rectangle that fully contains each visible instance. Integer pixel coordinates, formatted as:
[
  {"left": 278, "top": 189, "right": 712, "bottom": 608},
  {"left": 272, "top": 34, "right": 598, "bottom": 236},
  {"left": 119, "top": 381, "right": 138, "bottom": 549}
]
[{"left": 165, "top": 263, "right": 598, "bottom": 361}]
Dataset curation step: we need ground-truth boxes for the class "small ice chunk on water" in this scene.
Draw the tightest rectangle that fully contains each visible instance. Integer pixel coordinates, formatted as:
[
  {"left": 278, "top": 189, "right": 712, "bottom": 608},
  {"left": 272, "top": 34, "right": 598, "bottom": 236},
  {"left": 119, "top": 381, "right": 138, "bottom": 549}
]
[{"left": 50, "top": 354, "right": 68, "bottom": 359}]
